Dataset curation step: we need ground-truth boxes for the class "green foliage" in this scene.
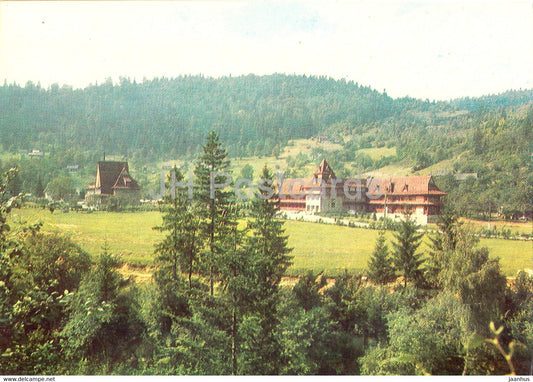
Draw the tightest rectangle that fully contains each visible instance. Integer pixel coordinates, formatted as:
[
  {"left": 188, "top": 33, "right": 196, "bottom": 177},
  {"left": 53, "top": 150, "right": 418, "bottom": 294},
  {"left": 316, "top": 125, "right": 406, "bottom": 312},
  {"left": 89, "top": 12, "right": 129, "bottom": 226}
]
[
  {"left": 61, "top": 251, "right": 146, "bottom": 373},
  {"left": 437, "top": 226, "right": 508, "bottom": 329},
  {"left": 367, "top": 231, "right": 395, "bottom": 285},
  {"left": 239, "top": 164, "right": 254, "bottom": 181},
  {"left": 34, "top": 176, "right": 45, "bottom": 198},
  {"left": 292, "top": 271, "right": 328, "bottom": 311},
  {"left": 277, "top": 299, "right": 345, "bottom": 375},
  {"left": 45, "top": 174, "right": 75, "bottom": 201},
  {"left": 194, "top": 130, "right": 237, "bottom": 295},
  {"left": 426, "top": 206, "right": 462, "bottom": 288},
  {"left": 0, "top": 174, "right": 91, "bottom": 374},
  {"left": 154, "top": 166, "right": 199, "bottom": 289},
  {"left": 391, "top": 216, "right": 425, "bottom": 287},
  {"left": 22, "top": 233, "right": 91, "bottom": 296},
  {"left": 360, "top": 292, "right": 477, "bottom": 375},
  {"left": 238, "top": 165, "right": 293, "bottom": 374}
]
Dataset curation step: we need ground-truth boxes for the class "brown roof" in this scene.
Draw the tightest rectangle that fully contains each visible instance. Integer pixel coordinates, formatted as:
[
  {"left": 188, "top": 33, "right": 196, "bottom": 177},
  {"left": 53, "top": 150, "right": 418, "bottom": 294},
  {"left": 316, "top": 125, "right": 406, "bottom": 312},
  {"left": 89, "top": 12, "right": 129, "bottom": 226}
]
[
  {"left": 112, "top": 166, "right": 141, "bottom": 190},
  {"left": 277, "top": 178, "right": 310, "bottom": 199},
  {"left": 95, "top": 161, "right": 140, "bottom": 195},
  {"left": 313, "top": 159, "right": 336, "bottom": 183},
  {"left": 367, "top": 175, "right": 446, "bottom": 196}
]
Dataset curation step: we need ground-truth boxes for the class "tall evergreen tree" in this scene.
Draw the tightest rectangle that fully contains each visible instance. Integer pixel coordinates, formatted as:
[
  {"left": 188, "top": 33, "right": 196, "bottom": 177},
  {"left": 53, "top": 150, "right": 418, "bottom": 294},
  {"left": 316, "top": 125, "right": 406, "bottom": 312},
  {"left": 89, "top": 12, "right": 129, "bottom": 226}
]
[
  {"left": 153, "top": 166, "right": 199, "bottom": 289},
  {"left": 194, "top": 131, "right": 236, "bottom": 295},
  {"left": 218, "top": 223, "right": 248, "bottom": 375},
  {"left": 241, "top": 165, "right": 292, "bottom": 374},
  {"left": 367, "top": 231, "right": 395, "bottom": 285},
  {"left": 391, "top": 215, "right": 425, "bottom": 287}
]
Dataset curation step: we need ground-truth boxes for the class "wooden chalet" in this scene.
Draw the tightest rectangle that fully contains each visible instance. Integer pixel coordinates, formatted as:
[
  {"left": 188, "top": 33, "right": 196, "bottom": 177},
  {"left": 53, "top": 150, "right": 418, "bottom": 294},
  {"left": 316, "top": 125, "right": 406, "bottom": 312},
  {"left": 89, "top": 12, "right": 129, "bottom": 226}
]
[{"left": 86, "top": 161, "right": 141, "bottom": 202}]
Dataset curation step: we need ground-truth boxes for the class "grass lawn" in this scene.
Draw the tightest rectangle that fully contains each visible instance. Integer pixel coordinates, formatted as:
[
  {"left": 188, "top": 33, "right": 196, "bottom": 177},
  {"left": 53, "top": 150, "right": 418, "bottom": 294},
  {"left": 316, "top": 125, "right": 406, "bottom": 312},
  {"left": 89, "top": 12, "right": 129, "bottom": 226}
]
[
  {"left": 9, "top": 208, "right": 164, "bottom": 267},
  {"left": 8, "top": 208, "right": 532, "bottom": 277}
]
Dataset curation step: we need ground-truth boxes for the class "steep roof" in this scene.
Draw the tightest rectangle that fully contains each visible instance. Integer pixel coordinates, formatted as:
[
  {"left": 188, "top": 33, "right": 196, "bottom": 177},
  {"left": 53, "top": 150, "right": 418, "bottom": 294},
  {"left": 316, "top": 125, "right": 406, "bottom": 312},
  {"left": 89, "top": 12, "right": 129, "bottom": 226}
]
[
  {"left": 367, "top": 175, "right": 446, "bottom": 196},
  {"left": 112, "top": 166, "right": 141, "bottom": 191},
  {"left": 313, "top": 159, "right": 336, "bottom": 183},
  {"left": 95, "top": 161, "right": 140, "bottom": 195}
]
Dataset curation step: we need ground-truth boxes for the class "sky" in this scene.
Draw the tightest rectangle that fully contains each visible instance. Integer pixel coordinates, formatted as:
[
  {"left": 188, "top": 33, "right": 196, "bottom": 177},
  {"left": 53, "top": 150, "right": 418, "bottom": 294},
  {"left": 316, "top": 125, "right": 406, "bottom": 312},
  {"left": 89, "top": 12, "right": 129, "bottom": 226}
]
[{"left": 0, "top": 0, "right": 532, "bottom": 100}]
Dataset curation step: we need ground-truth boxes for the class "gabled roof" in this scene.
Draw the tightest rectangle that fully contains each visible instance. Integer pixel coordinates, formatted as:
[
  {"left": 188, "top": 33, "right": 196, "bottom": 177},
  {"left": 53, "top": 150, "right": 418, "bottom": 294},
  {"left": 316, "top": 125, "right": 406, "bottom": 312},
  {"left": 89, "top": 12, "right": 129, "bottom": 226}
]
[
  {"left": 95, "top": 161, "right": 140, "bottom": 195},
  {"left": 112, "top": 166, "right": 141, "bottom": 190},
  {"left": 313, "top": 159, "right": 336, "bottom": 183},
  {"left": 367, "top": 175, "right": 446, "bottom": 196}
]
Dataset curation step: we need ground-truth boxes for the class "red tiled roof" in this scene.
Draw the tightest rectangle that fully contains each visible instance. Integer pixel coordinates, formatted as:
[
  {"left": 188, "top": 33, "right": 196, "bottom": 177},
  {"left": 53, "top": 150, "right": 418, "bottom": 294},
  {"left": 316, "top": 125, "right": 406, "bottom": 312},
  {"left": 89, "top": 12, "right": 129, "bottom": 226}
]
[
  {"left": 278, "top": 178, "right": 310, "bottom": 199},
  {"left": 367, "top": 175, "right": 446, "bottom": 196}
]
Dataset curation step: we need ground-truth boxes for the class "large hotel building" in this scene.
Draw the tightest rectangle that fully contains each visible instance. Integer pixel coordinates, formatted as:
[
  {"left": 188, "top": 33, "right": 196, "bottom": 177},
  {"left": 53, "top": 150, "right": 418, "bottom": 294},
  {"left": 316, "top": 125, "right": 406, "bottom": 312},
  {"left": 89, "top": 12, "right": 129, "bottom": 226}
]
[{"left": 277, "top": 159, "right": 446, "bottom": 225}]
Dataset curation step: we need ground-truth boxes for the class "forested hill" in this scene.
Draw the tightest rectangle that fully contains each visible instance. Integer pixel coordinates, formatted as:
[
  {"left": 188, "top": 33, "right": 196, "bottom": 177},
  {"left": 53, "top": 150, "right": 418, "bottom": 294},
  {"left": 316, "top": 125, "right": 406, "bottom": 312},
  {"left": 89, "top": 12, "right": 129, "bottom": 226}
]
[
  {"left": 0, "top": 74, "right": 399, "bottom": 160},
  {"left": 1, "top": 75, "right": 531, "bottom": 163}
]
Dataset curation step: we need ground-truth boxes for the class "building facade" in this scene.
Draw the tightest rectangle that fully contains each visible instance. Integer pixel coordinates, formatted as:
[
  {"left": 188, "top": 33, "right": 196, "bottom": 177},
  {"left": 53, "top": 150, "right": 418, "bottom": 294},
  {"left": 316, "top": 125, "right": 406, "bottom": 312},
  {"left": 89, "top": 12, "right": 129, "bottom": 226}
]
[
  {"left": 86, "top": 161, "right": 141, "bottom": 203},
  {"left": 278, "top": 159, "right": 446, "bottom": 225}
]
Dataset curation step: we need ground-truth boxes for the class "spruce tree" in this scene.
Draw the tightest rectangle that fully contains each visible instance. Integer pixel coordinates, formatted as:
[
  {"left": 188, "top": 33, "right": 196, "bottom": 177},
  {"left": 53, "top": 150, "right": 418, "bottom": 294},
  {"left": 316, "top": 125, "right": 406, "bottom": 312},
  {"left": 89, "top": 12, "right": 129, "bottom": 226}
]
[
  {"left": 241, "top": 165, "right": 293, "bottom": 374},
  {"left": 247, "top": 166, "right": 292, "bottom": 293},
  {"left": 391, "top": 215, "right": 425, "bottom": 287},
  {"left": 153, "top": 166, "right": 199, "bottom": 289},
  {"left": 194, "top": 131, "right": 237, "bottom": 295},
  {"left": 367, "top": 231, "right": 395, "bottom": 285}
]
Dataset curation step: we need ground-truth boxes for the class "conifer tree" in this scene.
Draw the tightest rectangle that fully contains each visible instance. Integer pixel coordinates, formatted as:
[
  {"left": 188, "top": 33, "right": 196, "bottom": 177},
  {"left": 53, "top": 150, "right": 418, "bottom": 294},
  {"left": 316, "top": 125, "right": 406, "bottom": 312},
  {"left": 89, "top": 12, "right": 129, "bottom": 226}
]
[
  {"left": 367, "top": 231, "right": 395, "bottom": 285},
  {"left": 194, "top": 131, "right": 237, "bottom": 296},
  {"left": 241, "top": 165, "right": 293, "bottom": 374},
  {"left": 391, "top": 215, "right": 425, "bottom": 287},
  {"left": 247, "top": 166, "right": 292, "bottom": 295},
  {"left": 153, "top": 166, "right": 199, "bottom": 289},
  {"left": 218, "top": 223, "right": 248, "bottom": 375}
]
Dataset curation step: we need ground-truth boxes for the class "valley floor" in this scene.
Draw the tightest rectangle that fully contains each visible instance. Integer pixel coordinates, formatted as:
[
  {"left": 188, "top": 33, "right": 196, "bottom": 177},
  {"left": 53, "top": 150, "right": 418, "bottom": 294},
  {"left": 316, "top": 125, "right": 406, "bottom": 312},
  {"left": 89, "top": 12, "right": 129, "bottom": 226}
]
[{"left": 9, "top": 207, "right": 532, "bottom": 280}]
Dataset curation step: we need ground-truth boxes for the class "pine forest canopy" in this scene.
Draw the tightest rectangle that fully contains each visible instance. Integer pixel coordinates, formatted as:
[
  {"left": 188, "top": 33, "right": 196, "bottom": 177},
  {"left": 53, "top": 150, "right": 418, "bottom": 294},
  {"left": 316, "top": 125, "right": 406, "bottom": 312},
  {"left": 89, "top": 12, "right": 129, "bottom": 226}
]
[{"left": 1, "top": 74, "right": 531, "bottom": 161}]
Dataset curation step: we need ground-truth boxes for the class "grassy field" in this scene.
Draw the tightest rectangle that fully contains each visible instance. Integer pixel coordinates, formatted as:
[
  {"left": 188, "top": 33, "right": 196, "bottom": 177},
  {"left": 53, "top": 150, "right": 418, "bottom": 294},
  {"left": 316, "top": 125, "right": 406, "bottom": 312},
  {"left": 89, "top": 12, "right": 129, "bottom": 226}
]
[
  {"left": 285, "top": 220, "right": 532, "bottom": 277},
  {"left": 357, "top": 146, "right": 396, "bottom": 160},
  {"left": 8, "top": 208, "right": 532, "bottom": 278},
  {"left": 158, "top": 138, "right": 344, "bottom": 180},
  {"left": 9, "top": 208, "right": 164, "bottom": 266}
]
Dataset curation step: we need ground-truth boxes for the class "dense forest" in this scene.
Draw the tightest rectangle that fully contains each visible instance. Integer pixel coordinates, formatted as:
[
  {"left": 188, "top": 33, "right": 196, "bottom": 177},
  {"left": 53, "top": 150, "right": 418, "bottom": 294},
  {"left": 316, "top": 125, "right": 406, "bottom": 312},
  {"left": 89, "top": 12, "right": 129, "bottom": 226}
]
[
  {"left": 0, "top": 133, "right": 531, "bottom": 375},
  {"left": 0, "top": 74, "right": 531, "bottom": 218}
]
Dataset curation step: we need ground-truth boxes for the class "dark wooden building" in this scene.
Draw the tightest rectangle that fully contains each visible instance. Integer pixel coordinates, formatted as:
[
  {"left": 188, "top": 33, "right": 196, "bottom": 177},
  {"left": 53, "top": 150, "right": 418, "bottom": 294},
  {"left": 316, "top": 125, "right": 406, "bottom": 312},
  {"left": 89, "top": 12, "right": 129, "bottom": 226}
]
[{"left": 86, "top": 161, "right": 141, "bottom": 202}]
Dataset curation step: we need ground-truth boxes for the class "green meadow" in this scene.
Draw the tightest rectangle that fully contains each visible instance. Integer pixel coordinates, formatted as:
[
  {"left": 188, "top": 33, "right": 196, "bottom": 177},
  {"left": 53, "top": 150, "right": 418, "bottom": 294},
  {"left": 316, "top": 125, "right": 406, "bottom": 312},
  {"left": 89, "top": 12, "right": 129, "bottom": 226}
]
[{"left": 9, "top": 207, "right": 532, "bottom": 277}]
